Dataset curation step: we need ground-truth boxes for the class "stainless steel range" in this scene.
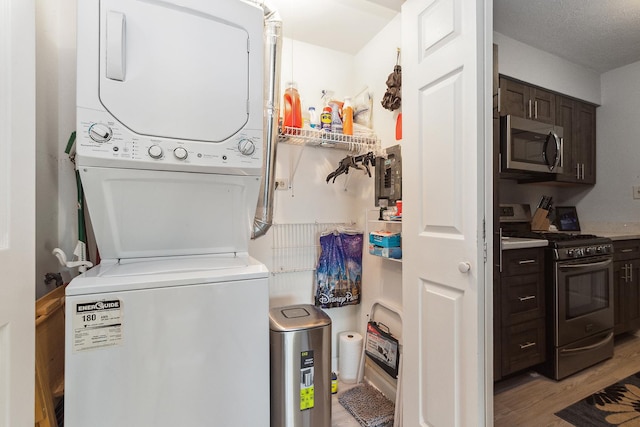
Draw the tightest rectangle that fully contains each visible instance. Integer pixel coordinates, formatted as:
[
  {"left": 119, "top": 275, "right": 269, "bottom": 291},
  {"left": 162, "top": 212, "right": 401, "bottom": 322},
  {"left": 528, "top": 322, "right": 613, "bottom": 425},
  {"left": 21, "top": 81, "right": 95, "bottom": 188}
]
[{"left": 500, "top": 204, "right": 614, "bottom": 380}]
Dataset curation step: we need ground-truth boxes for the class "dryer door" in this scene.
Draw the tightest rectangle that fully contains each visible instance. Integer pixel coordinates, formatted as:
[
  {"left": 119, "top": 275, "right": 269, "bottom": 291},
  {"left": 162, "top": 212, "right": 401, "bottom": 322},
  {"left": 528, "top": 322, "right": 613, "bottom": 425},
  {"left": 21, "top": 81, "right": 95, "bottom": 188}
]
[{"left": 98, "top": 0, "right": 262, "bottom": 143}]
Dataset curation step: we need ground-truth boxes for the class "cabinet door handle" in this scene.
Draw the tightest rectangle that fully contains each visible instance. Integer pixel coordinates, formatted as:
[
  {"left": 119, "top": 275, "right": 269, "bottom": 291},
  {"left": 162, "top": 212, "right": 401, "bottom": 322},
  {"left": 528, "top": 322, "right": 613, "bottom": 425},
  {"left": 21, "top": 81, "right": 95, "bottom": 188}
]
[
  {"left": 518, "top": 295, "right": 536, "bottom": 302},
  {"left": 576, "top": 164, "right": 580, "bottom": 180},
  {"left": 534, "top": 100, "right": 538, "bottom": 119},
  {"left": 499, "top": 228, "right": 503, "bottom": 273},
  {"left": 621, "top": 249, "right": 634, "bottom": 253},
  {"left": 623, "top": 264, "right": 629, "bottom": 282},
  {"left": 528, "top": 99, "right": 532, "bottom": 118},
  {"left": 518, "top": 259, "right": 536, "bottom": 265},
  {"left": 519, "top": 342, "right": 536, "bottom": 350},
  {"left": 631, "top": 263, "right": 633, "bottom": 282}
]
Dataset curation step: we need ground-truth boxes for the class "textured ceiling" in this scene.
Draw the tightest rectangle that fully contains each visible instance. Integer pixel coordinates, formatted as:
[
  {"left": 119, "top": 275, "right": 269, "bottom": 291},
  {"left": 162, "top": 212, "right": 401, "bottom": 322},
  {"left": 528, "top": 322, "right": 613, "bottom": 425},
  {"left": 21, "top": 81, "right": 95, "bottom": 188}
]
[
  {"left": 267, "top": 0, "right": 640, "bottom": 74},
  {"left": 494, "top": 0, "right": 640, "bottom": 73}
]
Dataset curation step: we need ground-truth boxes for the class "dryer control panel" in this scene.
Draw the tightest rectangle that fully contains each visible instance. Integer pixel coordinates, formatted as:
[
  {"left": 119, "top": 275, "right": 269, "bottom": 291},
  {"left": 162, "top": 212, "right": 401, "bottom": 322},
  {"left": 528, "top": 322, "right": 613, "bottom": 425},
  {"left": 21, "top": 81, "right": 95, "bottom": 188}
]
[{"left": 76, "top": 109, "right": 263, "bottom": 176}]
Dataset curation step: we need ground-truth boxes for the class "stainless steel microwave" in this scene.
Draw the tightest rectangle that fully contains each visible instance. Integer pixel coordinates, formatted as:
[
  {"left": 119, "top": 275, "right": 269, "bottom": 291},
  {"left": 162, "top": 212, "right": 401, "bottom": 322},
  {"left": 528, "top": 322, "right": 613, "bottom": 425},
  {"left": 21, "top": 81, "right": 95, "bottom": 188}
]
[{"left": 500, "top": 115, "right": 564, "bottom": 174}]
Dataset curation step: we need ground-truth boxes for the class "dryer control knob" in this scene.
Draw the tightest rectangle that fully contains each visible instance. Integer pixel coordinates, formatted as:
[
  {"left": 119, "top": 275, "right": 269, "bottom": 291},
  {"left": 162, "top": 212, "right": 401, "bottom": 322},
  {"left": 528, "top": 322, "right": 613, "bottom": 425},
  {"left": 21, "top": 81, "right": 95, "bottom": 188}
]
[
  {"left": 148, "top": 145, "right": 163, "bottom": 159},
  {"left": 174, "top": 147, "right": 188, "bottom": 160},
  {"left": 237, "top": 139, "right": 256, "bottom": 156},
  {"left": 88, "top": 123, "right": 113, "bottom": 143}
]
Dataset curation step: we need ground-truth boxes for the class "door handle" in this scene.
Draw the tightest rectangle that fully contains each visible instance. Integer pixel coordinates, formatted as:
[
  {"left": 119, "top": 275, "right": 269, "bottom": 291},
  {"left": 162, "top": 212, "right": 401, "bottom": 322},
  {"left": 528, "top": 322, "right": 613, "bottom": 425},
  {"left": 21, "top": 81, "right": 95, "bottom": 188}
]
[
  {"left": 534, "top": 100, "right": 538, "bottom": 119},
  {"left": 528, "top": 99, "right": 532, "bottom": 118},
  {"left": 458, "top": 262, "right": 471, "bottom": 273},
  {"left": 106, "top": 11, "right": 126, "bottom": 81}
]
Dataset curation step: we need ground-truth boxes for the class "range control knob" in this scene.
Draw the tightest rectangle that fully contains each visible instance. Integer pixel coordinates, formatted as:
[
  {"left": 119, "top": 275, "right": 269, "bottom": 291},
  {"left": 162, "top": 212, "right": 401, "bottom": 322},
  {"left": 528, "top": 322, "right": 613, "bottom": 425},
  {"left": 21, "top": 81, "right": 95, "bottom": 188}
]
[
  {"left": 89, "top": 123, "right": 113, "bottom": 143},
  {"left": 585, "top": 247, "right": 594, "bottom": 255},
  {"left": 567, "top": 249, "right": 575, "bottom": 258},
  {"left": 174, "top": 147, "right": 188, "bottom": 160},
  {"left": 148, "top": 145, "right": 163, "bottom": 159},
  {"left": 596, "top": 246, "right": 603, "bottom": 253},
  {"left": 237, "top": 139, "right": 256, "bottom": 156}
]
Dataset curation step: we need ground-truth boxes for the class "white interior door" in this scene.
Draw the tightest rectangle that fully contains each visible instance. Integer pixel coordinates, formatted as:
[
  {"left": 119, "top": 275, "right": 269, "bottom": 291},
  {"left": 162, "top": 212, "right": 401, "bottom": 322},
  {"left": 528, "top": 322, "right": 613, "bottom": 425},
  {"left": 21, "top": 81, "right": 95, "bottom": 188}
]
[
  {"left": 0, "top": 0, "right": 36, "bottom": 426},
  {"left": 401, "top": 0, "right": 491, "bottom": 425}
]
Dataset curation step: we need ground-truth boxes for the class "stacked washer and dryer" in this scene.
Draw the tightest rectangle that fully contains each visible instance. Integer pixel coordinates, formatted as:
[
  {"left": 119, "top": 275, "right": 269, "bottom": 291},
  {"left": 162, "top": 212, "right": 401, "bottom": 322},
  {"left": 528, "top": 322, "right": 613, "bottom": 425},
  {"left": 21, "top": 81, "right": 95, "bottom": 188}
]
[{"left": 65, "top": 1, "right": 281, "bottom": 426}]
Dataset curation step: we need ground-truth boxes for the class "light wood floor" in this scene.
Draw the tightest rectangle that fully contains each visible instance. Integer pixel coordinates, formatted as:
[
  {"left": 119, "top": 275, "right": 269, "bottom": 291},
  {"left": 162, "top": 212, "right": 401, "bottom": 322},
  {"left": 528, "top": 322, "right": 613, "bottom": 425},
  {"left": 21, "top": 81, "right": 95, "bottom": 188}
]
[{"left": 494, "top": 332, "right": 640, "bottom": 427}]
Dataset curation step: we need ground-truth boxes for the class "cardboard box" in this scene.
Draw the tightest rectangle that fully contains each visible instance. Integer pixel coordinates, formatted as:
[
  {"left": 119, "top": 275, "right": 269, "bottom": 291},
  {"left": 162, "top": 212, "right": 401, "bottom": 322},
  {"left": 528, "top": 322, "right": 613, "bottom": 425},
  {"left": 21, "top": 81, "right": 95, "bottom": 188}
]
[
  {"left": 369, "top": 231, "right": 401, "bottom": 248},
  {"left": 369, "top": 244, "right": 402, "bottom": 259}
]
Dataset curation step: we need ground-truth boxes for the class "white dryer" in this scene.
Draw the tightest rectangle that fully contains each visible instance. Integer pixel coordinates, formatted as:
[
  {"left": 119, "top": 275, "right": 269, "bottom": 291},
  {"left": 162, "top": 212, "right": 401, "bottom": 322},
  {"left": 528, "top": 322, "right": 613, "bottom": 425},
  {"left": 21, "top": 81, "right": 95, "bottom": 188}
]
[{"left": 65, "top": 0, "right": 271, "bottom": 425}]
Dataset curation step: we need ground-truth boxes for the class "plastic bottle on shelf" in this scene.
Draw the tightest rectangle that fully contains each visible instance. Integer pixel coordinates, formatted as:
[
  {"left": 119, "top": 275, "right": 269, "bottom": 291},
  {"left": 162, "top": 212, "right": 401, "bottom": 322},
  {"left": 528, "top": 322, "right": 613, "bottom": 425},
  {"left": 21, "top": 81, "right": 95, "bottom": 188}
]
[
  {"left": 308, "top": 107, "right": 319, "bottom": 129},
  {"left": 321, "top": 106, "right": 332, "bottom": 132},
  {"left": 330, "top": 102, "right": 343, "bottom": 134},
  {"left": 283, "top": 82, "right": 302, "bottom": 133},
  {"left": 342, "top": 97, "right": 353, "bottom": 136},
  {"left": 302, "top": 105, "right": 311, "bottom": 129}
]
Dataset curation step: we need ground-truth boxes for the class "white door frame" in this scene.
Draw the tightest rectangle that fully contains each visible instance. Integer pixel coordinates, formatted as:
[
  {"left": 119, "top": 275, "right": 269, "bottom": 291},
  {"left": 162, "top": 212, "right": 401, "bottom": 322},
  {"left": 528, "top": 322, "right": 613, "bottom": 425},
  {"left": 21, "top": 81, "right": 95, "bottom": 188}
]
[{"left": 0, "top": 0, "right": 36, "bottom": 426}]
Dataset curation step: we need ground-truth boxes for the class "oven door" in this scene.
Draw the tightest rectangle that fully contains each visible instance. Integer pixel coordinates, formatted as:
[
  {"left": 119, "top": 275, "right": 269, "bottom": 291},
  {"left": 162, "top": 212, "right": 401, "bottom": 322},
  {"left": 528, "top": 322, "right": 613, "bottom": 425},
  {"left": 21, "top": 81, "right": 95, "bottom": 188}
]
[{"left": 555, "top": 255, "right": 613, "bottom": 347}]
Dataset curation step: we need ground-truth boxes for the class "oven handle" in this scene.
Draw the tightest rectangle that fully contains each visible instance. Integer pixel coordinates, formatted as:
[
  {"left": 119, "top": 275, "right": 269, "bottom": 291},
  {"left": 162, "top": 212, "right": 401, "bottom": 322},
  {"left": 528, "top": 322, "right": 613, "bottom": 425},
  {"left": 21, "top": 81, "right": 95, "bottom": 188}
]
[
  {"left": 559, "top": 332, "right": 614, "bottom": 355},
  {"left": 558, "top": 259, "right": 612, "bottom": 269}
]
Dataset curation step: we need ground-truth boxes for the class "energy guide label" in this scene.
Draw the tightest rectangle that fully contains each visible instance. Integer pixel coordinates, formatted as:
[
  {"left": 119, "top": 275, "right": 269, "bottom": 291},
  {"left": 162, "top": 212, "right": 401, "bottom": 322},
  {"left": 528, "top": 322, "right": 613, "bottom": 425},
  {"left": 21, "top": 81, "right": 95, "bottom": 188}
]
[{"left": 72, "top": 299, "right": 123, "bottom": 352}]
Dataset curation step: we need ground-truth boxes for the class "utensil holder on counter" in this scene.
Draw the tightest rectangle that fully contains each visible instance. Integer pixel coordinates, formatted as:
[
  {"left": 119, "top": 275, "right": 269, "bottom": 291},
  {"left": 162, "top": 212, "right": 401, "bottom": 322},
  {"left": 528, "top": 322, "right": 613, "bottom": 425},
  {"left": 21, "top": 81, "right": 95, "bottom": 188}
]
[{"left": 531, "top": 208, "right": 550, "bottom": 231}]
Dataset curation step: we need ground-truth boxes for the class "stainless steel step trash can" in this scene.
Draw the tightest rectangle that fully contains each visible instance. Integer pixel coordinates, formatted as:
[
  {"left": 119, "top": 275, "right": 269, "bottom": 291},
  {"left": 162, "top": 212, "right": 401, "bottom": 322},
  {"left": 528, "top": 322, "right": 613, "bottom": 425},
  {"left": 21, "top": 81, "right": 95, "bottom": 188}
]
[{"left": 270, "top": 304, "right": 332, "bottom": 427}]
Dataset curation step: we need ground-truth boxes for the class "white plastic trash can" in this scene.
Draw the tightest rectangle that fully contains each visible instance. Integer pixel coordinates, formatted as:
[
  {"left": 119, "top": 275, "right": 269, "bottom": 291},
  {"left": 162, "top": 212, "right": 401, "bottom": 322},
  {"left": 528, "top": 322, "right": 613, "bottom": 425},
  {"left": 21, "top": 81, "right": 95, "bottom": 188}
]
[{"left": 269, "top": 304, "right": 332, "bottom": 427}]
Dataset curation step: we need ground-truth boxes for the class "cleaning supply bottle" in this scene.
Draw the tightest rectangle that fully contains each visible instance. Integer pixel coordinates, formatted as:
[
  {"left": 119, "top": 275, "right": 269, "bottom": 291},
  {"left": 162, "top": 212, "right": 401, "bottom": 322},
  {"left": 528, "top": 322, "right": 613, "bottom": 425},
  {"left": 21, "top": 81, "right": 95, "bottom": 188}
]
[
  {"left": 342, "top": 97, "right": 353, "bottom": 136},
  {"left": 283, "top": 82, "right": 302, "bottom": 133},
  {"left": 330, "top": 102, "right": 343, "bottom": 134},
  {"left": 308, "top": 107, "right": 319, "bottom": 129},
  {"left": 321, "top": 106, "right": 332, "bottom": 132}
]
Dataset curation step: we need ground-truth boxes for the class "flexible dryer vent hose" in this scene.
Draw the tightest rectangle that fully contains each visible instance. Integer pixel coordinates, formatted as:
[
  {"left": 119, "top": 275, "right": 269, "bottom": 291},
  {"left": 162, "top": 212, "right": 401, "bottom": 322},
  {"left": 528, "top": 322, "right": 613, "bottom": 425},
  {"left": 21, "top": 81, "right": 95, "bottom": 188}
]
[{"left": 252, "top": 1, "right": 282, "bottom": 239}]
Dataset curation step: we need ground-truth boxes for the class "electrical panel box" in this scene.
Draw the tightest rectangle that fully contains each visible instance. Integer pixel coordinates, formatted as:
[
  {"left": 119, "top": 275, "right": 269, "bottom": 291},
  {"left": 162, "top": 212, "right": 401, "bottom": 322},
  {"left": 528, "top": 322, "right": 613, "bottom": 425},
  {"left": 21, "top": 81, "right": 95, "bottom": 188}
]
[{"left": 375, "top": 144, "right": 402, "bottom": 207}]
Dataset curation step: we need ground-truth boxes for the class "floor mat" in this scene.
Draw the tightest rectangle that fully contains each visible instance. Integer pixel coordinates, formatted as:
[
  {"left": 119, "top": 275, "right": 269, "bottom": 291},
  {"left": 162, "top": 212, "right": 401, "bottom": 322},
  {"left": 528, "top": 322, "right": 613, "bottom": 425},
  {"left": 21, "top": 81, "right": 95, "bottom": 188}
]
[
  {"left": 338, "top": 383, "right": 394, "bottom": 427},
  {"left": 555, "top": 371, "right": 640, "bottom": 426}
]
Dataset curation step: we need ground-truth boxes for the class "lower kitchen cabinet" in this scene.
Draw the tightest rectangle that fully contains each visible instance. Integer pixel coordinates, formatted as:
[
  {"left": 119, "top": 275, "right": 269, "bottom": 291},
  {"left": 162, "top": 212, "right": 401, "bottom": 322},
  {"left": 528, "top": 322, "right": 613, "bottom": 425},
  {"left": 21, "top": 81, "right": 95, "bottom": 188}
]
[
  {"left": 613, "top": 240, "right": 640, "bottom": 335},
  {"left": 497, "top": 247, "right": 546, "bottom": 378}
]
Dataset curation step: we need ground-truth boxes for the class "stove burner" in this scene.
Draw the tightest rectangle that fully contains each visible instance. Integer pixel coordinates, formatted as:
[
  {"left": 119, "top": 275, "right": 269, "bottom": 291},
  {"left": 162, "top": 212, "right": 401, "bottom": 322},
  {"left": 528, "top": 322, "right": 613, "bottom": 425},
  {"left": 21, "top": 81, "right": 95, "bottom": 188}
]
[{"left": 501, "top": 229, "right": 613, "bottom": 259}]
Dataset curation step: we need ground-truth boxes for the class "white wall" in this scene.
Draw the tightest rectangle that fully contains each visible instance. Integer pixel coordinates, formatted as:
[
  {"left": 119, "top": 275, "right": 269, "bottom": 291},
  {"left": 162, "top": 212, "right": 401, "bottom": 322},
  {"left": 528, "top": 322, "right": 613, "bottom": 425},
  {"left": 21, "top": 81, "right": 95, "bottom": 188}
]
[
  {"left": 494, "top": 32, "right": 601, "bottom": 105},
  {"left": 35, "top": 0, "right": 77, "bottom": 297},
  {"left": 248, "top": 17, "right": 402, "bottom": 370},
  {"left": 563, "top": 59, "right": 640, "bottom": 224}
]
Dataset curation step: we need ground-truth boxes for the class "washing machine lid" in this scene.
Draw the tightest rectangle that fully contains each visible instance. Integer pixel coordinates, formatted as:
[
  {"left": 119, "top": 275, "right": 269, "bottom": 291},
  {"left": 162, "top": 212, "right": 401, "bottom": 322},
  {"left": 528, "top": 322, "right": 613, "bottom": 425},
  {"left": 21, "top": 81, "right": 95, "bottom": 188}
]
[
  {"left": 98, "top": 0, "right": 263, "bottom": 143},
  {"left": 65, "top": 254, "right": 268, "bottom": 296},
  {"left": 80, "top": 166, "right": 260, "bottom": 260}
]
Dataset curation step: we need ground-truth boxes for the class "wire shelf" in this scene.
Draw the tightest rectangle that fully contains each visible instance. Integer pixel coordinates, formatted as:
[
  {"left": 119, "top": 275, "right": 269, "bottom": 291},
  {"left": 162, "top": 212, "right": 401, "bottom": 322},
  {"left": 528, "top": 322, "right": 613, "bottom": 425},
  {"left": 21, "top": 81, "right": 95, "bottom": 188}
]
[{"left": 278, "top": 127, "right": 381, "bottom": 153}]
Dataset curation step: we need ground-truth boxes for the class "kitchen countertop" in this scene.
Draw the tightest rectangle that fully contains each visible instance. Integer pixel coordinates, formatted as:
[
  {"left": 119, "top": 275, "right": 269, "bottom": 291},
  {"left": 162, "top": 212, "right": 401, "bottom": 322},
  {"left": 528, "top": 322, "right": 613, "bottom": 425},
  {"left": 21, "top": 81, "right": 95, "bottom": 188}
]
[
  {"left": 589, "top": 232, "right": 640, "bottom": 241},
  {"left": 501, "top": 237, "right": 549, "bottom": 250},
  {"left": 581, "top": 221, "right": 640, "bottom": 241}
]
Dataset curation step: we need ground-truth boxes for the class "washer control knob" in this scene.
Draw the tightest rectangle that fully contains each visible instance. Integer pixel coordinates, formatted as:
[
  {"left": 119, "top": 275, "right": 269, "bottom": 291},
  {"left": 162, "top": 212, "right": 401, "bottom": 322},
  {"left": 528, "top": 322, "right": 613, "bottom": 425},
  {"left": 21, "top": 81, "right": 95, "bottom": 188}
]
[
  {"left": 174, "top": 147, "right": 188, "bottom": 160},
  {"left": 148, "top": 145, "right": 163, "bottom": 159},
  {"left": 237, "top": 139, "right": 256, "bottom": 156},
  {"left": 89, "top": 123, "right": 113, "bottom": 143}
]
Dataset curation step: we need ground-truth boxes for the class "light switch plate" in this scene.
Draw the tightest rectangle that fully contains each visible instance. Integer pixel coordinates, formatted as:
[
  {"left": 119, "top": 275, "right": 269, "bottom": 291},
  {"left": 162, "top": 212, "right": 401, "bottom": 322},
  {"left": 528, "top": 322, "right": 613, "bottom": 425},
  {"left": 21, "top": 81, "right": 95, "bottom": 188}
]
[{"left": 633, "top": 186, "right": 640, "bottom": 199}]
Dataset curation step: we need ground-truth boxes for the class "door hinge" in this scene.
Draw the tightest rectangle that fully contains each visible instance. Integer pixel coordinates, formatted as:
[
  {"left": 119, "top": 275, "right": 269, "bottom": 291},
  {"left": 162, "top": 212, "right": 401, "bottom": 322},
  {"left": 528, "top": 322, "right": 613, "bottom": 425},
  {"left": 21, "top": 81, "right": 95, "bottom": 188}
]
[{"left": 482, "top": 219, "right": 488, "bottom": 263}]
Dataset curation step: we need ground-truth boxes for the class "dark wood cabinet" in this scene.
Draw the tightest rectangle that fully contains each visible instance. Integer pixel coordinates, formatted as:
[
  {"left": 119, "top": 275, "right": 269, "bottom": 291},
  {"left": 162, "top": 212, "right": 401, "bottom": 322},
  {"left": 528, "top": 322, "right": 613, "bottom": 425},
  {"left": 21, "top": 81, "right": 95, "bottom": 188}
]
[
  {"left": 613, "top": 240, "right": 640, "bottom": 335},
  {"left": 554, "top": 96, "right": 597, "bottom": 184},
  {"left": 499, "top": 75, "right": 597, "bottom": 185},
  {"left": 499, "top": 76, "right": 555, "bottom": 124},
  {"left": 497, "top": 247, "right": 546, "bottom": 377}
]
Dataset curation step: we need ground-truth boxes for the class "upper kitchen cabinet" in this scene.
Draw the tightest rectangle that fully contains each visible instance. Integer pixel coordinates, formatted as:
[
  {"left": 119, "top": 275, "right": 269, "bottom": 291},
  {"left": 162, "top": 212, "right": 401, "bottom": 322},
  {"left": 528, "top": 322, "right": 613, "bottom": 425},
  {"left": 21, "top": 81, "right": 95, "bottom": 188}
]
[
  {"left": 554, "top": 96, "right": 597, "bottom": 184},
  {"left": 499, "top": 76, "right": 555, "bottom": 124}
]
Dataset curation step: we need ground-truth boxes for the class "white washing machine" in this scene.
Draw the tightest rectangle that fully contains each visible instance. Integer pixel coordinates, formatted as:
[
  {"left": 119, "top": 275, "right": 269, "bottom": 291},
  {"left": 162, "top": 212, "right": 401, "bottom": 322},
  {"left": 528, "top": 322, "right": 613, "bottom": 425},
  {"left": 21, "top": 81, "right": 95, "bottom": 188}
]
[{"left": 65, "top": 0, "right": 271, "bottom": 425}]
